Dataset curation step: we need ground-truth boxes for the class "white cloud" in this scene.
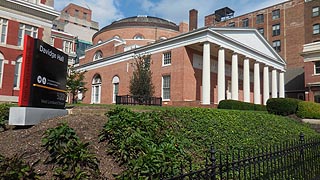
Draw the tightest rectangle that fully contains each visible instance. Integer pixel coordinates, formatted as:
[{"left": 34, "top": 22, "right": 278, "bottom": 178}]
[{"left": 54, "top": 0, "right": 124, "bottom": 28}]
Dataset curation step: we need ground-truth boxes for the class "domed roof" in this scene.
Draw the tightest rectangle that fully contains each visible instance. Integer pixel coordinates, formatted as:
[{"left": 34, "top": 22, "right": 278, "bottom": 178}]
[{"left": 93, "top": 16, "right": 179, "bottom": 39}]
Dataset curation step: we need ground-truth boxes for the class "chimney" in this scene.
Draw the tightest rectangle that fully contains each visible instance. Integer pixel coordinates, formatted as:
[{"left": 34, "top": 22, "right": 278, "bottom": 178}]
[{"left": 189, "top": 9, "right": 198, "bottom": 31}]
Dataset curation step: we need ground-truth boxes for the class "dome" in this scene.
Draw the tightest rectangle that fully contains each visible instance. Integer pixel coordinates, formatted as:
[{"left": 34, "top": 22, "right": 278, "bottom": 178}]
[{"left": 93, "top": 16, "right": 179, "bottom": 39}]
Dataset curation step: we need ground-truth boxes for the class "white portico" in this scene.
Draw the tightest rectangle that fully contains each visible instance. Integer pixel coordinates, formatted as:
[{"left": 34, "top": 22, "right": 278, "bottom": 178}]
[{"left": 192, "top": 27, "right": 286, "bottom": 105}]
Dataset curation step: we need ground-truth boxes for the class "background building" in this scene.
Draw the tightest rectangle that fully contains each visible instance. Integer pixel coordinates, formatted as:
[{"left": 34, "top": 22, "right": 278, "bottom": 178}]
[
  {"left": 204, "top": 0, "right": 320, "bottom": 101},
  {"left": 52, "top": 3, "right": 99, "bottom": 65},
  {"left": 0, "top": 0, "right": 59, "bottom": 102}
]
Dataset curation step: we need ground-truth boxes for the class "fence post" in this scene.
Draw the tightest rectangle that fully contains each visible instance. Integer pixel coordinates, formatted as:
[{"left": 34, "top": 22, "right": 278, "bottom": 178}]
[
  {"left": 299, "top": 132, "right": 305, "bottom": 178},
  {"left": 210, "top": 145, "right": 217, "bottom": 180}
]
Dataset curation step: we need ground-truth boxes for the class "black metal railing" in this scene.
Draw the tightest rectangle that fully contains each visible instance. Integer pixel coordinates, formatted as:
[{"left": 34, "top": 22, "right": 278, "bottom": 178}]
[
  {"left": 116, "top": 95, "right": 162, "bottom": 106},
  {"left": 159, "top": 133, "right": 320, "bottom": 180}
]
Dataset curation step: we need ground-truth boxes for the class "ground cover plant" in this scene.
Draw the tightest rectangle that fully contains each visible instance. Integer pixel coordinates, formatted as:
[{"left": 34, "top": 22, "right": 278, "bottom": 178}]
[
  {"left": 42, "top": 123, "right": 101, "bottom": 179},
  {"left": 0, "top": 103, "right": 12, "bottom": 131},
  {"left": 100, "top": 106, "right": 319, "bottom": 179}
]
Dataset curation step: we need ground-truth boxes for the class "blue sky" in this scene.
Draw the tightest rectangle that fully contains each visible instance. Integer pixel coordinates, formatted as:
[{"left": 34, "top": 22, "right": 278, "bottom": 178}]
[{"left": 54, "top": 0, "right": 288, "bottom": 29}]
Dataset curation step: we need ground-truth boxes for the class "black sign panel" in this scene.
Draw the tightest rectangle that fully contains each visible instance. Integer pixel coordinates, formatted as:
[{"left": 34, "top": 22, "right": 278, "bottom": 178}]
[{"left": 19, "top": 36, "right": 68, "bottom": 109}]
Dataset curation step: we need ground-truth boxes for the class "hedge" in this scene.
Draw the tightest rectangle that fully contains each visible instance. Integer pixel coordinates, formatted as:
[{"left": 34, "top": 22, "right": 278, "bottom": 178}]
[
  {"left": 296, "top": 101, "right": 320, "bottom": 119},
  {"left": 266, "top": 98, "right": 301, "bottom": 116},
  {"left": 218, "top": 100, "right": 266, "bottom": 111}
]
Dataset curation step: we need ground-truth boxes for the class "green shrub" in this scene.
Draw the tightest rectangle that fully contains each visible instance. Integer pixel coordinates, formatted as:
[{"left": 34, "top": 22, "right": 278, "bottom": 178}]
[
  {"left": 0, "top": 103, "right": 11, "bottom": 131},
  {"left": 218, "top": 100, "right": 266, "bottom": 111},
  {"left": 42, "top": 123, "right": 100, "bottom": 179},
  {"left": 0, "top": 153, "right": 43, "bottom": 179},
  {"left": 296, "top": 101, "right": 320, "bottom": 119},
  {"left": 100, "top": 107, "right": 188, "bottom": 179},
  {"left": 266, "top": 98, "right": 301, "bottom": 116}
]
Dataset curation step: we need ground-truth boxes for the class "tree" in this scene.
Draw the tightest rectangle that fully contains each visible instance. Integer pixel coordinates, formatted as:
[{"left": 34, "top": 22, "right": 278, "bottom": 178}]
[
  {"left": 129, "top": 54, "right": 155, "bottom": 99},
  {"left": 66, "top": 65, "right": 87, "bottom": 104}
]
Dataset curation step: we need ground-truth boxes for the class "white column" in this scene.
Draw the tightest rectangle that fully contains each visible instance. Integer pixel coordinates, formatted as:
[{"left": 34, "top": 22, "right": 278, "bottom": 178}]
[
  {"left": 272, "top": 69, "right": 278, "bottom": 98},
  {"left": 279, "top": 71, "right": 285, "bottom": 98},
  {"left": 231, "top": 53, "right": 239, "bottom": 100},
  {"left": 254, "top": 62, "right": 261, "bottom": 104},
  {"left": 202, "top": 42, "right": 211, "bottom": 105},
  {"left": 263, "top": 66, "right": 270, "bottom": 105},
  {"left": 217, "top": 47, "right": 225, "bottom": 103},
  {"left": 243, "top": 58, "right": 250, "bottom": 102}
]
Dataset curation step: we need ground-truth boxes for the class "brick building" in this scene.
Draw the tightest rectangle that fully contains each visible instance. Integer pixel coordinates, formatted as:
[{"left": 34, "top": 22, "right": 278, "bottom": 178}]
[
  {"left": 0, "top": 0, "right": 59, "bottom": 102},
  {"left": 77, "top": 14, "right": 286, "bottom": 106},
  {"left": 52, "top": 3, "right": 99, "bottom": 65},
  {"left": 204, "top": 0, "right": 320, "bottom": 101}
]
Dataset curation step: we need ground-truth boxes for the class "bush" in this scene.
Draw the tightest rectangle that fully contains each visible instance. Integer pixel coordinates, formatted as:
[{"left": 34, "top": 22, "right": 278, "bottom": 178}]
[
  {"left": 42, "top": 123, "right": 100, "bottom": 179},
  {"left": 218, "top": 100, "right": 266, "bottom": 111},
  {"left": 0, "top": 103, "right": 11, "bottom": 131},
  {"left": 0, "top": 153, "right": 43, "bottom": 179},
  {"left": 266, "top": 98, "right": 301, "bottom": 116},
  {"left": 296, "top": 101, "right": 320, "bottom": 119}
]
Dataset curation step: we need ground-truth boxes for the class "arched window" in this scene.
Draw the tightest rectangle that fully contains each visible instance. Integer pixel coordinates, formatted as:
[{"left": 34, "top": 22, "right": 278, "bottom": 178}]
[
  {"left": 91, "top": 74, "right": 101, "bottom": 104},
  {"left": 159, "top": 36, "right": 167, "bottom": 40},
  {"left": 0, "top": 53, "right": 4, "bottom": 87},
  {"left": 133, "top": 34, "right": 144, "bottom": 40},
  {"left": 112, "top": 76, "right": 119, "bottom": 103},
  {"left": 113, "top": 35, "right": 120, "bottom": 39},
  {"left": 13, "top": 56, "right": 22, "bottom": 89},
  {"left": 97, "top": 39, "right": 102, "bottom": 44},
  {"left": 93, "top": 50, "right": 103, "bottom": 61}
]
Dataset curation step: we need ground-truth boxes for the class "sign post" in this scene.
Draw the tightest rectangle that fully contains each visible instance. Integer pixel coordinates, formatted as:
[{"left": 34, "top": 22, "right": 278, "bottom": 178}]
[{"left": 9, "top": 36, "right": 68, "bottom": 125}]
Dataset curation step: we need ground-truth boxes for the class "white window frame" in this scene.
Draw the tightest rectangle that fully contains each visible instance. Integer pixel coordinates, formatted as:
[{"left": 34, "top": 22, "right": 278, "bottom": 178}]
[
  {"left": 91, "top": 75, "right": 101, "bottom": 104},
  {"left": 18, "top": 24, "right": 38, "bottom": 46},
  {"left": 93, "top": 51, "right": 103, "bottom": 61},
  {"left": 162, "top": 75, "right": 171, "bottom": 101},
  {"left": 313, "top": 7, "right": 319, "bottom": 17},
  {"left": 272, "top": 40, "right": 281, "bottom": 52},
  {"left": 162, "top": 52, "right": 171, "bottom": 66},
  {"left": 0, "top": 18, "right": 8, "bottom": 44},
  {"left": 272, "top": 24, "right": 280, "bottom": 36},
  {"left": 315, "top": 61, "right": 320, "bottom": 75},
  {"left": 313, "top": 24, "right": 320, "bottom": 35},
  {"left": 0, "top": 53, "right": 4, "bottom": 88},
  {"left": 133, "top": 34, "right": 144, "bottom": 40},
  {"left": 13, "top": 56, "right": 22, "bottom": 89},
  {"left": 112, "top": 76, "right": 120, "bottom": 103},
  {"left": 63, "top": 40, "right": 73, "bottom": 53},
  {"left": 272, "top": 9, "right": 280, "bottom": 20}
]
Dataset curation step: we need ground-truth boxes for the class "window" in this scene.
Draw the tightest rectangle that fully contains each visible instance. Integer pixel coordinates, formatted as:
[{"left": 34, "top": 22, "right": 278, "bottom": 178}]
[
  {"left": 242, "top": 18, "right": 249, "bottom": 27},
  {"left": 63, "top": 40, "right": 73, "bottom": 53},
  {"left": 50, "top": 37, "right": 54, "bottom": 46},
  {"left": 83, "top": 12, "right": 87, "bottom": 19},
  {"left": 163, "top": 52, "right": 171, "bottom": 66},
  {"left": 18, "top": 24, "right": 38, "bottom": 46},
  {"left": 91, "top": 74, "right": 101, "bottom": 104},
  {"left": 272, "top": 24, "right": 280, "bottom": 36},
  {"left": 315, "top": 91, "right": 320, "bottom": 103},
  {"left": 133, "top": 34, "right": 144, "bottom": 40},
  {"left": 13, "top": 56, "right": 22, "bottom": 89},
  {"left": 112, "top": 76, "right": 119, "bottom": 103},
  {"left": 256, "top": 14, "right": 264, "bottom": 24},
  {"left": 159, "top": 36, "right": 167, "bottom": 40},
  {"left": 313, "top": 7, "right": 319, "bottom": 17},
  {"left": 272, "top": 9, "right": 280, "bottom": 20},
  {"left": 162, "top": 75, "right": 170, "bottom": 100},
  {"left": 93, "top": 50, "right": 103, "bottom": 61},
  {"left": 272, "top": 40, "right": 281, "bottom": 52},
  {"left": 75, "top": 9, "right": 79, "bottom": 17},
  {"left": 0, "top": 18, "right": 8, "bottom": 44},
  {"left": 228, "top": 22, "right": 235, "bottom": 27},
  {"left": 315, "top": 61, "right": 320, "bottom": 74},
  {"left": 0, "top": 53, "right": 4, "bottom": 87},
  {"left": 258, "top": 28, "right": 264, "bottom": 36},
  {"left": 313, "top": 24, "right": 320, "bottom": 34}
]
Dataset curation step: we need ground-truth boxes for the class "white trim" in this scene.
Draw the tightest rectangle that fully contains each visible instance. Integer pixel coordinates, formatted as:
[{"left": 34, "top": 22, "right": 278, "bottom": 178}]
[
  {"left": 162, "top": 75, "right": 170, "bottom": 101},
  {"left": 0, "top": 54, "right": 4, "bottom": 88}
]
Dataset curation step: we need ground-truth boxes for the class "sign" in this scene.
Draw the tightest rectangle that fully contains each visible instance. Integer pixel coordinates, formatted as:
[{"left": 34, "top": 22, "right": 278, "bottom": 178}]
[{"left": 18, "top": 35, "right": 68, "bottom": 109}]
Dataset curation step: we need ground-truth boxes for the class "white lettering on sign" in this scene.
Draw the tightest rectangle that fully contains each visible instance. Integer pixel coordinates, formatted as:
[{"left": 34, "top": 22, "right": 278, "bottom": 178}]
[{"left": 39, "top": 45, "right": 64, "bottom": 62}]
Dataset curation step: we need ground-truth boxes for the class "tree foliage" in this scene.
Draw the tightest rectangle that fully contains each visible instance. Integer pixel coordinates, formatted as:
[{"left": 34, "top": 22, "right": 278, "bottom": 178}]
[
  {"left": 129, "top": 54, "right": 155, "bottom": 98},
  {"left": 66, "top": 66, "right": 87, "bottom": 104}
]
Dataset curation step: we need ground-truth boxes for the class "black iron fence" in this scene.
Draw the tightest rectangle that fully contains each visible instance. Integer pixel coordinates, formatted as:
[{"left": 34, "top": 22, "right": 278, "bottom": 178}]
[
  {"left": 116, "top": 95, "right": 162, "bottom": 106},
  {"left": 159, "top": 133, "right": 320, "bottom": 180}
]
